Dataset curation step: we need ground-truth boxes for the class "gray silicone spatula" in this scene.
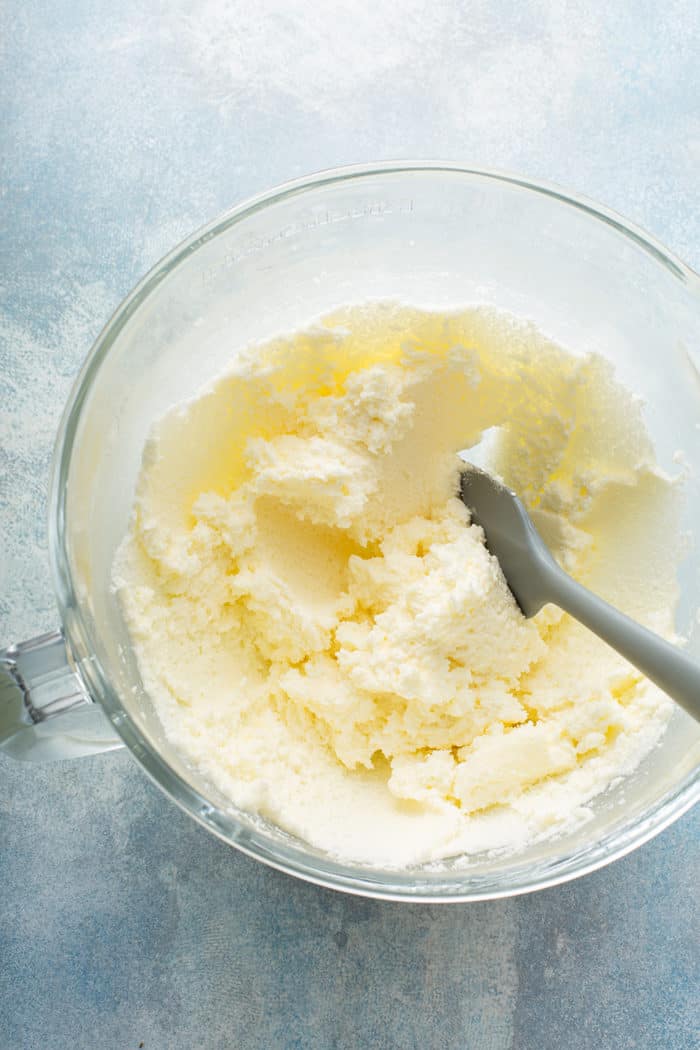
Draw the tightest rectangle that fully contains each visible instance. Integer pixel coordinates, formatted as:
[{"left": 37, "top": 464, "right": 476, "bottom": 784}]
[{"left": 460, "top": 465, "right": 700, "bottom": 723}]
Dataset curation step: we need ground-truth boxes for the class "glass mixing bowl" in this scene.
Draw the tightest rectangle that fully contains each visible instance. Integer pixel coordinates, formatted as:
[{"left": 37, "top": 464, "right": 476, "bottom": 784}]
[{"left": 2, "top": 163, "right": 699, "bottom": 901}]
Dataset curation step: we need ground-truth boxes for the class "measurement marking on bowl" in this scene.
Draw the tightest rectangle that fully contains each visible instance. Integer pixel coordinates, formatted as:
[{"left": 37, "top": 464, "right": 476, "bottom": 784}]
[{"left": 201, "top": 198, "right": 415, "bottom": 284}]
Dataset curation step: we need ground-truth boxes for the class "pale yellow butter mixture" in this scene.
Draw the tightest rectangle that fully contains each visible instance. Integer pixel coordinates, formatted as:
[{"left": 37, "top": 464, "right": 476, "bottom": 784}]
[{"left": 114, "top": 304, "right": 678, "bottom": 865}]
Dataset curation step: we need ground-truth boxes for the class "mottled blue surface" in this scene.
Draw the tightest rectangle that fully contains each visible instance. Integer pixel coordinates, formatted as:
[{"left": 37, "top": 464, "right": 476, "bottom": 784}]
[{"left": 1, "top": 2, "right": 699, "bottom": 1047}]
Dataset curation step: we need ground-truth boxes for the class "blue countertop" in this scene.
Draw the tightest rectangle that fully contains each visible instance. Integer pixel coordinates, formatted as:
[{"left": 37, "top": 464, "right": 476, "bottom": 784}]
[{"left": 1, "top": 2, "right": 698, "bottom": 1047}]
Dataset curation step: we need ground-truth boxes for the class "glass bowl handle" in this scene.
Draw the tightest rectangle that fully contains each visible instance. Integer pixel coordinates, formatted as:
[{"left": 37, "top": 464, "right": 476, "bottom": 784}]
[{"left": 0, "top": 629, "right": 123, "bottom": 761}]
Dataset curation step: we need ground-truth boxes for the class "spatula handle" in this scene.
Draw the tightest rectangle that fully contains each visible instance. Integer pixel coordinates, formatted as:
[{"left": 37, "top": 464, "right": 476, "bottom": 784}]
[{"left": 544, "top": 565, "right": 700, "bottom": 723}]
